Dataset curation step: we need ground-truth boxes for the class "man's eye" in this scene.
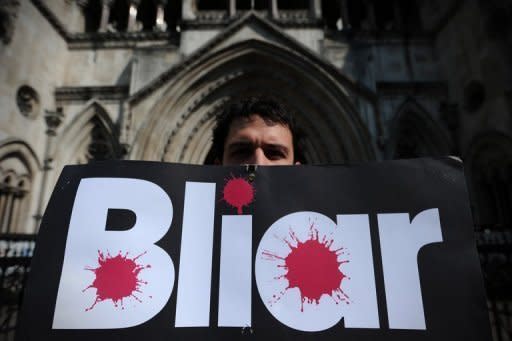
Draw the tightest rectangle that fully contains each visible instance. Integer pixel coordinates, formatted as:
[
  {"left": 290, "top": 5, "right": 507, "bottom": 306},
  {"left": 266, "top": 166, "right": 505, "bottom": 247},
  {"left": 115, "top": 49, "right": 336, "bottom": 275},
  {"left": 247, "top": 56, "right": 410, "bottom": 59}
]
[
  {"left": 230, "top": 147, "right": 252, "bottom": 158},
  {"left": 265, "top": 148, "right": 286, "bottom": 160}
]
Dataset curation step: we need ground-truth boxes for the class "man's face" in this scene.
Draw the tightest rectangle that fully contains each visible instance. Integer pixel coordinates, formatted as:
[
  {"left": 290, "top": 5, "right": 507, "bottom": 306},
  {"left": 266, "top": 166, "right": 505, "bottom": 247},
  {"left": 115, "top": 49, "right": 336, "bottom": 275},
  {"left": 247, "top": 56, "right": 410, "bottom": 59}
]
[{"left": 221, "top": 114, "right": 296, "bottom": 165}]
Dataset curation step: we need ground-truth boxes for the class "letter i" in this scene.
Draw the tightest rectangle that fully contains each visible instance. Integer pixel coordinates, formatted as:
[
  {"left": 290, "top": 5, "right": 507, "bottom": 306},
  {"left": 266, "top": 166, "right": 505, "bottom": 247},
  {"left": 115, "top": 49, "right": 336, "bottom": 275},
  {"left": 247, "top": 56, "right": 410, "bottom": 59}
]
[{"left": 218, "top": 215, "right": 252, "bottom": 327}]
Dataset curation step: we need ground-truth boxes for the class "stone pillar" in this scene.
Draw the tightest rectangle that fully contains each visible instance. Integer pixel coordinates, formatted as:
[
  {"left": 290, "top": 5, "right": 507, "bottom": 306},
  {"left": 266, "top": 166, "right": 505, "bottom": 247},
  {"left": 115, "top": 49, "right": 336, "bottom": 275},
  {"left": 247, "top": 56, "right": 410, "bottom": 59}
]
[
  {"left": 270, "top": 0, "right": 278, "bottom": 19},
  {"left": 339, "top": 0, "right": 350, "bottom": 29},
  {"left": 35, "top": 108, "right": 64, "bottom": 231},
  {"left": 99, "top": 0, "right": 113, "bottom": 32},
  {"left": 127, "top": 0, "right": 142, "bottom": 32},
  {"left": 0, "top": 194, "right": 6, "bottom": 231},
  {"left": 182, "top": 0, "right": 196, "bottom": 20},
  {"left": 309, "top": 0, "right": 322, "bottom": 20},
  {"left": 8, "top": 193, "right": 21, "bottom": 233},
  {"left": 229, "top": 0, "right": 236, "bottom": 17},
  {"left": 1, "top": 191, "right": 13, "bottom": 233},
  {"left": 155, "top": 0, "right": 168, "bottom": 31}
]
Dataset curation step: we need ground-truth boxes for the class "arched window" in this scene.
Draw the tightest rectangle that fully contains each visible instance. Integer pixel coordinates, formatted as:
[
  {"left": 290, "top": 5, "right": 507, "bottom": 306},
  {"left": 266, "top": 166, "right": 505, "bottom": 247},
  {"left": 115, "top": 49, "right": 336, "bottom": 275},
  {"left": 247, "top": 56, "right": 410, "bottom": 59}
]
[
  {"left": 465, "top": 133, "right": 512, "bottom": 227},
  {"left": 321, "top": 0, "right": 341, "bottom": 30},
  {"left": 86, "top": 116, "right": 121, "bottom": 162},
  {"left": 136, "top": 0, "right": 158, "bottom": 31},
  {"left": 347, "top": 0, "right": 368, "bottom": 30},
  {"left": 56, "top": 102, "right": 122, "bottom": 167},
  {"left": 83, "top": 0, "right": 102, "bottom": 32},
  {"left": 389, "top": 99, "right": 452, "bottom": 159},
  {"left": 254, "top": 0, "right": 267, "bottom": 10},
  {"left": 164, "top": 0, "right": 183, "bottom": 32},
  {"left": 197, "top": 0, "right": 228, "bottom": 10},
  {"left": 0, "top": 142, "right": 38, "bottom": 234},
  {"left": 278, "top": 0, "right": 308, "bottom": 10},
  {"left": 109, "top": 0, "right": 130, "bottom": 31},
  {"left": 235, "top": 0, "right": 266, "bottom": 10},
  {"left": 237, "top": 0, "right": 252, "bottom": 10}
]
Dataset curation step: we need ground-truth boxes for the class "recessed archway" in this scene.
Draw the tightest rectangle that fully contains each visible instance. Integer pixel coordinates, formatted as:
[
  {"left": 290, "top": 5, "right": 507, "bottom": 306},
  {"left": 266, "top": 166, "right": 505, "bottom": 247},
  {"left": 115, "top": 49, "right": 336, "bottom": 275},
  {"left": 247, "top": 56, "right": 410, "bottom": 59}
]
[
  {"left": 387, "top": 98, "right": 452, "bottom": 159},
  {"left": 131, "top": 40, "right": 376, "bottom": 164}
]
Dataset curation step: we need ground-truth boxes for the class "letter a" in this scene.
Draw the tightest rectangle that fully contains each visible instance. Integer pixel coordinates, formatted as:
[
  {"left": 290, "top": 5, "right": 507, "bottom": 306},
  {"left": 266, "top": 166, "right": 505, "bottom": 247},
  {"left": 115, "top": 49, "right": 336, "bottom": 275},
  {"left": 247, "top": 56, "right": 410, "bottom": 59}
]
[{"left": 255, "top": 212, "right": 379, "bottom": 332}]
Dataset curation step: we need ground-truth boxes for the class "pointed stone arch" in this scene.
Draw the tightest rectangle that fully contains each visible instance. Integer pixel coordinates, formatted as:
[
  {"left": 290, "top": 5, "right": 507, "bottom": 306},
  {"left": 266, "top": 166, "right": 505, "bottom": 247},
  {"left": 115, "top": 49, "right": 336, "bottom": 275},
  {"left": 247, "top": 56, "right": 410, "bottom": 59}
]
[
  {"left": 0, "top": 139, "right": 41, "bottom": 233},
  {"left": 464, "top": 132, "right": 512, "bottom": 226},
  {"left": 130, "top": 39, "right": 376, "bottom": 164},
  {"left": 388, "top": 98, "right": 452, "bottom": 159},
  {"left": 55, "top": 100, "right": 122, "bottom": 168}
]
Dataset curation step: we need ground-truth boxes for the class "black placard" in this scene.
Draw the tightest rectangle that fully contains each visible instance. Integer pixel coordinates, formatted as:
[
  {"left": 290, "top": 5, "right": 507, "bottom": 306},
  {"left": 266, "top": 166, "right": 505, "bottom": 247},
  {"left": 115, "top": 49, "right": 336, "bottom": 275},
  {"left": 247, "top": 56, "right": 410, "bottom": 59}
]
[{"left": 17, "top": 158, "right": 492, "bottom": 341}]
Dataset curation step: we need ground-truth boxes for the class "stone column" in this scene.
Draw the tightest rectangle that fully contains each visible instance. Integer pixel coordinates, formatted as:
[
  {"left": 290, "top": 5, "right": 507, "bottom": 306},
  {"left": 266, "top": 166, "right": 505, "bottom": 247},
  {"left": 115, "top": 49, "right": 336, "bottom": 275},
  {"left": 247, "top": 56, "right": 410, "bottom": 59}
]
[
  {"left": 99, "top": 0, "right": 114, "bottom": 32},
  {"left": 309, "top": 0, "right": 322, "bottom": 20},
  {"left": 1, "top": 191, "right": 13, "bottom": 233},
  {"left": 155, "top": 0, "right": 168, "bottom": 31},
  {"left": 8, "top": 192, "right": 21, "bottom": 233},
  {"left": 35, "top": 108, "right": 64, "bottom": 231},
  {"left": 270, "top": 0, "right": 278, "bottom": 19},
  {"left": 229, "top": 0, "right": 236, "bottom": 17},
  {"left": 182, "top": 0, "right": 196, "bottom": 20},
  {"left": 339, "top": 0, "right": 350, "bottom": 29},
  {"left": 0, "top": 194, "right": 7, "bottom": 231},
  {"left": 127, "top": 0, "right": 142, "bottom": 32}
]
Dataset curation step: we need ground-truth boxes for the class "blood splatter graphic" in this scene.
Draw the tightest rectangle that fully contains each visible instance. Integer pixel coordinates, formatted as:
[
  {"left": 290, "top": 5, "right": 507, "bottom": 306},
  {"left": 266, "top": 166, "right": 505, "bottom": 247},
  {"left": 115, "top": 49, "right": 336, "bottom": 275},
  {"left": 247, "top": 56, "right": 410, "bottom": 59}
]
[
  {"left": 262, "top": 223, "right": 349, "bottom": 311},
  {"left": 222, "top": 175, "right": 255, "bottom": 214},
  {"left": 83, "top": 250, "right": 150, "bottom": 311}
]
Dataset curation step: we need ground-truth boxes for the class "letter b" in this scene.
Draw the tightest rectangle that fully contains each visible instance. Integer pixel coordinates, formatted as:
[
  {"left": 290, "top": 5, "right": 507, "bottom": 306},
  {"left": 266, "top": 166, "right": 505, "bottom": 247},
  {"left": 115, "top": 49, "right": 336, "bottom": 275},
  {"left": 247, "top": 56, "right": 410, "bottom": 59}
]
[{"left": 53, "top": 178, "right": 174, "bottom": 329}]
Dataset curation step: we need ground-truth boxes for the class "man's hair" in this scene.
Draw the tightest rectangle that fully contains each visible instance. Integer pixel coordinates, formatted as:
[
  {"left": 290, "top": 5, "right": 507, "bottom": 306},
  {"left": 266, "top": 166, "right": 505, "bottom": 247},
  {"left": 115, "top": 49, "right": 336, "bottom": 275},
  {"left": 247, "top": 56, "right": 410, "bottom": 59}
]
[{"left": 212, "top": 95, "right": 304, "bottom": 163}]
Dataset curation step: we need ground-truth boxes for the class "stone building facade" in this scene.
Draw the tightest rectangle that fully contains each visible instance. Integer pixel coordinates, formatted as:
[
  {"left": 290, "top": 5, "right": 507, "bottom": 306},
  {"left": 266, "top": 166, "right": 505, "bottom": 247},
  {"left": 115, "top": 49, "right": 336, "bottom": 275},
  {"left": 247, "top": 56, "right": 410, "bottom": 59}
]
[{"left": 0, "top": 0, "right": 511, "bottom": 236}]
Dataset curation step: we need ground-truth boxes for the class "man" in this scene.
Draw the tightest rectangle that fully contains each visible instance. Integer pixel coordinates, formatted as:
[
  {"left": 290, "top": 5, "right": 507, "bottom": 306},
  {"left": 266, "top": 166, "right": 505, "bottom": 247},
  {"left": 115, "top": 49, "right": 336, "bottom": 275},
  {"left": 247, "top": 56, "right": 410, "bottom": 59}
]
[{"left": 212, "top": 95, "right": 303, "bottom": 165}]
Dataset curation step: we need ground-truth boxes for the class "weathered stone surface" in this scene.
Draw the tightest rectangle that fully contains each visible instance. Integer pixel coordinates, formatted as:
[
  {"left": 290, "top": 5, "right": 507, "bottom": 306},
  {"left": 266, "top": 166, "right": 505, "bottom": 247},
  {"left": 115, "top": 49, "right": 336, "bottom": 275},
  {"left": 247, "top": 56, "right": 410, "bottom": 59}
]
[{"left": 0, "top": 0, "right": 510, "bottom": 233}]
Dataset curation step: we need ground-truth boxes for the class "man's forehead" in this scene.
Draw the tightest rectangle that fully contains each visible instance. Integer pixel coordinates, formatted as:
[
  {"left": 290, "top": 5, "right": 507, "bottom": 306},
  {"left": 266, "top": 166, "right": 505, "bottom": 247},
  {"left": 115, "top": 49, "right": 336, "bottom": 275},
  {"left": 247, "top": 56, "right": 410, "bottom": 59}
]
[{"left": 229, "top": 114, "right": 284, "bottom": 128}]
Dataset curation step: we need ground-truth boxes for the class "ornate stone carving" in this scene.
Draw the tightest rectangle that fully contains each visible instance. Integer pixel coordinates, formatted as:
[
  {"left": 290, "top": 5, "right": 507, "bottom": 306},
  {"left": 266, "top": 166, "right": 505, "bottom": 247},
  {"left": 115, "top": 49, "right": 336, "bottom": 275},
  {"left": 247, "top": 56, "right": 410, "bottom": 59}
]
[
  {"left": 196, "top": 10, "right": 228, "bottom": 21},
  {"left": 44, "top": 107, "right": 64, "bottom": 136},
  {"left": 278, "top": 10, "right": 309, "bottom": 22},
  {"left": 0, "top": 0, "right": 20, "bottom": 44},
  {"left": 16, "top": 85, "right": 40, "bottom": 119}
]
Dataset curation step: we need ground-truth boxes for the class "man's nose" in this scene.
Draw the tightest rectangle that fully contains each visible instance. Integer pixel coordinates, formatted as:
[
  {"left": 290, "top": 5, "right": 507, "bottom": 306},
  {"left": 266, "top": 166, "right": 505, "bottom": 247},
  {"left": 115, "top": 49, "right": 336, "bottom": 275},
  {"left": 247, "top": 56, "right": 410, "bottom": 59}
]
[{"left": 250, "top": 148, "right": 270, "bottom": 165}]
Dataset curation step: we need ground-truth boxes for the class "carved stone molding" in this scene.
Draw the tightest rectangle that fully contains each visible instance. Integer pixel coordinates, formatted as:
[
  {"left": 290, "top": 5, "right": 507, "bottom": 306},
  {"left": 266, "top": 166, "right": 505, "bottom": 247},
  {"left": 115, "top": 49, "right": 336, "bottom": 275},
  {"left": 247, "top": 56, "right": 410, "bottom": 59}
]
[
  {"left": 30, "top": 0, "right": 179, "bottom": 49},
  {"left": 67, "top": 31, "right": 180, "bottom": 49},
  {"left": 16, "top": 85, "right": 40, "bottom": 119},
  {"left": 44, "top": 108, "right": 64, "bottom": 136},
  {"left": 55, "top": 86, "right": 129, "bottom": 102}
]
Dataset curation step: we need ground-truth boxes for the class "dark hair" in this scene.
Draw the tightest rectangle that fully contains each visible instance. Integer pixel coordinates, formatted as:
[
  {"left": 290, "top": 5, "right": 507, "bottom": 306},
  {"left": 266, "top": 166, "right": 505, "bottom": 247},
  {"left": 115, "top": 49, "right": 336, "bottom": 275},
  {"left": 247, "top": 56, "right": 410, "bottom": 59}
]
[{"left": 212, "top": 95, "right": 304, "bottom": 163}]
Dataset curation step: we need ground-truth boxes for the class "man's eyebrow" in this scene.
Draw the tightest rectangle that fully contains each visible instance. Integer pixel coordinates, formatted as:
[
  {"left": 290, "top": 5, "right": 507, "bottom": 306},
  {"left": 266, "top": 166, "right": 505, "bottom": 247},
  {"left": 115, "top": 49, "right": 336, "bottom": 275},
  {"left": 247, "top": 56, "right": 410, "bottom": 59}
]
[
  {"left": 262, "top": 143, "right": 290, "bottom": 154},
  {"left": 225, "top": 141, "right": 253, "bottom": 150},
  {"left": 226, "top": 142, "right": 290, "bottom": 153}
]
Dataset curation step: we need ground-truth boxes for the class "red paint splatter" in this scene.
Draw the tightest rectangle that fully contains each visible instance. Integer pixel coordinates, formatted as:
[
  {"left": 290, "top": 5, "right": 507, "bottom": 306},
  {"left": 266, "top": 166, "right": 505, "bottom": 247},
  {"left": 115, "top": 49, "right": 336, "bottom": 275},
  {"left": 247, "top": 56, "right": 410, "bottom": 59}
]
[
  {"left": 222, "top": 175, "right": 254, "bottom": 214},
  {"left": 83, "top": 250, "right": 150, "bottom": 311},
  {"left": 262, "top": 223, "right": 349, "bottom": 311}
]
